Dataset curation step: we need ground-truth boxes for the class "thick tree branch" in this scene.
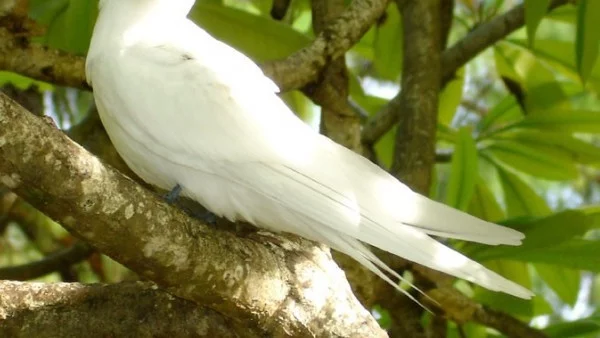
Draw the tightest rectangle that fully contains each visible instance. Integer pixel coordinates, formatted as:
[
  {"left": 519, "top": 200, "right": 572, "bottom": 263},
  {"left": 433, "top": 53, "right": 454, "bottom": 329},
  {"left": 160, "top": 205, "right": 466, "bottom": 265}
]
[
  {"left": 0, "top": 280, "right": 258, "bottom": 337},
  {"left": 263, "top": 0, "right": 389, "bottom": 92},
  {"left": 361, "top": 0, "right": 571, "bottom": 145},
  {"left": 0, "top": 0, "right": 389, "bottom": 93},
  {"left": 368, "top": 1, "right": 442, "bottom": 336},
  {"left": 0, "top": 93, "right": 386, "bottom": 337},
  {"left": 309, "top": 0, "right": 363, "bottom": 152},
  {"left": 389, "top": 0, "right": 441, "bottom": 193},
  {"left": 0, "top": 26, "right": 88, "bottom": 90}
]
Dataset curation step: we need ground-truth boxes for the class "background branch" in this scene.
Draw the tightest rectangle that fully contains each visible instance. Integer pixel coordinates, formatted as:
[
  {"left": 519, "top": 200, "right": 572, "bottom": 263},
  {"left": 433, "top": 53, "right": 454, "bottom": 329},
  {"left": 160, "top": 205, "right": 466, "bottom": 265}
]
[
  {"left": 0, "top": 241, "right": 93, "bottom": 280},
  {"left": 366, "top": 1, "right": 443, "bottom": 335}
]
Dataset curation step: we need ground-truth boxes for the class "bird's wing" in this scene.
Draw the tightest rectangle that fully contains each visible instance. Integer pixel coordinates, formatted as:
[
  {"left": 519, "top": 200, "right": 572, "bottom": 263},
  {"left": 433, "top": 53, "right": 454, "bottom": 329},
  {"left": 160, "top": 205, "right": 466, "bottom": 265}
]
[{"left": 93, "top": 22, "right": 530, "bottom": 298}]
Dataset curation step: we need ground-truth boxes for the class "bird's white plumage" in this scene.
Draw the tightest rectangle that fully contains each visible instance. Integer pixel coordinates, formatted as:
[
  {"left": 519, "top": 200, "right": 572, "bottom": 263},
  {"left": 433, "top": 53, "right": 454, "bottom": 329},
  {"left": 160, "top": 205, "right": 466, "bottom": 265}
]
[{"left": 87, "top": 0, "right": 533, "bottom": 299}]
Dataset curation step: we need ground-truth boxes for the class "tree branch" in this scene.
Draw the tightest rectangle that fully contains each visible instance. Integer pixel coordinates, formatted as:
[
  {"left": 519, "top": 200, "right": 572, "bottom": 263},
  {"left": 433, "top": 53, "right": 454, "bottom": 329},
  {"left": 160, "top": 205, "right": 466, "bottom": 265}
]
[
  {"left": 0, "top": 93, "right": 386, "bottom": 337},
  {"left": 361, "top": 0, "right": 571, "bottom": 145},
  {"left": 0, "top": 26, "right": 88, "bottom": 90},
  {"left": 0, "top": 241, "right": 93, "bottom": 280},
  {"left": 0, "top": 280, "right": 260, "bottom": 337},
  {"left": 263, "top": 0, "right": 389, "bottom": 92},
  {"left": 428, "top": 288, "right": 548, "bottom": 338},
  {"left": 368, "top": 0, "right": 442, "bottom": 335},
  {"left": 309, "top": 0, "right": 363, "bottom": 152},
  {"left": 440, "top": 0, "right": 568, "bottom": 85}
]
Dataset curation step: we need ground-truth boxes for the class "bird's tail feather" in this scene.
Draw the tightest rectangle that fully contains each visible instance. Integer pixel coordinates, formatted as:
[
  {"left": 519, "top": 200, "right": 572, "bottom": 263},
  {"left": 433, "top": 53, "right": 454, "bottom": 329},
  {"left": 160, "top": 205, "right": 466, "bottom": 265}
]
[
  {"left": 353, "top": 216, "right": 533, "bottom": 299},
  {"left": 397, "top": 194, "right": 524, "bottom": 246}
]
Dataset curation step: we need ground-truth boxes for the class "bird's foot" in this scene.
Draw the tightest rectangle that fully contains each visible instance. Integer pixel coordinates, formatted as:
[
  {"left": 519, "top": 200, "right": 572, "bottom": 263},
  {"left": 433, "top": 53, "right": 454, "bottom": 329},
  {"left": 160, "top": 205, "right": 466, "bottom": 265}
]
[
  {"left": 196, "top": 210, "right": 217, "bottom": 225},
  {"left": 164, "top": 184, "right": 182, "bottom": 204},
  {"left": 163, "top": 184, "right": 217, "bottom": 225}
]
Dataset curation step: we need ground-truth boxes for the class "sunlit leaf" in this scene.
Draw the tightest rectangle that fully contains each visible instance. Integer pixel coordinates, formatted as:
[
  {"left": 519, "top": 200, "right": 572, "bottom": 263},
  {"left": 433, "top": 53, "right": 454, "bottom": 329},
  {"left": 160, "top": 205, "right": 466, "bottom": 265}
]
[
  {"left": 544, "top": 312, "right": 600, "bottom": 338},
  {"left": 470, "top": 211, "right": 598, "bottom": 271},
  {"left": 438, "top": 68, "right": 465, "bottom": 126},
  {"left": 509, "top": 38, "right": 600, "bottom": 91},
  {"left": 446, "top": 128, "right": 478, "bottom": 211},
  {"left": 494, "top": 42, "right": 568, "bottom": 112},
  {"left": 190, "top": 2, "right": 310, "bottom": 62},
  {"left": 525, "top": 0, "right": 551, "bottom": 46},
  {"left": 29, "top": 0, "right": 97, "bottom": 55},
  {"left": 494, "top": 166, "right": 551, "bottom": 218},
  {"left": 477, "top": 96, "right": 523, "bottom": 136},
  {"left": 535, "top": 264, "right": 580, "bottom": 305},
  {"left": 483, "top": 139, "right": 579, "bottom": 180},
  {"left": 373, "top": 3, "right": 403, "bottom": 81},
  {"left": 576, "top": 0, "right": 600, "bottom": 83},
  {"left": 494, "top": 130, "right": 600, "bottom": 166},
  {"left": 0, "top": 72, "right": 53, "bottom": 90},
  {"left": 515, "top": 109, "right": 600, "bottom": 133},
  {"left": 474, "top": 261, "right": 533, "bottom": 317},
  {"left": 468, "top": 176, "right": 505, "bottom": 222},
  {"left": 375, "top": 127, "right": 397, "bottom": 169}
]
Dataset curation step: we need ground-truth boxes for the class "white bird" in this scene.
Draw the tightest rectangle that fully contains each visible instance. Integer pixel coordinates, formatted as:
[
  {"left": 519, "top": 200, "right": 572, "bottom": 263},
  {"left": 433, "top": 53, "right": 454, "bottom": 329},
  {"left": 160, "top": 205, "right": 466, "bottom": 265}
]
[{"left": 86, "top": 0, "right": 533, "bottom": 300}]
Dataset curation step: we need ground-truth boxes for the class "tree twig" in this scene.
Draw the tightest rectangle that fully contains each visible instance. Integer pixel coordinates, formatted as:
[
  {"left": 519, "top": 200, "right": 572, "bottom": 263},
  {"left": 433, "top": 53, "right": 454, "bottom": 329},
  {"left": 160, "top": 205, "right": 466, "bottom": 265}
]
[{"left": 0, "top": 241, "right": 93, "bottom": 280}]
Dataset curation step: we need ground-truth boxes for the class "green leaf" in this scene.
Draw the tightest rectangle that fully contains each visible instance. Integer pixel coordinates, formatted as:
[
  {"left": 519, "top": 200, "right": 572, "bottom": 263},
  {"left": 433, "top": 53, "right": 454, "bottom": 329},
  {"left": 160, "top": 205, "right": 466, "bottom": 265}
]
[
  {"left": 525, "top": 0, "right": 552, "bottom": 46},
  {"left": 494, "top": 43, "right": 568, "bottom": 112},
  {"left": 373, "top": 4, "right": 403, "bottom": 81},
  {"left": 190, "top": 2, "right": 311, "bottom": 62},
  {"left": 576, "top": 0, "right": 600, "bottom": 83},
  {"left": 521, "top": 211, "right": 590, "bottom": 247},
  {"left": 446, "top": 128, "right": 478, "bottom": 211},
  {"left": 544, "top": 312, "right": 600, "bottom": 338},
  {"left": 515, "top": 109, "right": 600, "bottom": 134},
  {"left": 535, "top": 264, "right": 580, "bottom": 305},
  {"left": 374, "top": 127, "right": 397, "bottom": 169},
  {"left": 0, "top": 72, "right": 53, "bottom": 90},
  {"left": 438, "top": 68, "right": 465, "bottom": 126},
  {"left": 474, "top": 261, "right": 533, "bottom": 317},
  {"left": 546, "top": 5, "right": 577, "bottom": 24},
  {"left": 495, "top": 166, "right": 551, "bottom": 218},
  {"left": 477, "top": 96, "right": 523, "bottom": 136},
  {"left": 470, "top": 211, "right": 599, "bottom": 270},
  {"left": 515, "top": 239, "right": 600, "bottom": 271},
  {"left": 483, "top": 139, "right": 580, "bottom": 180},
  {"left": 468, "top": 176, "right": 505, "bottom": 222},
  {"left": 437, "top": 124, "right": 458, "bottom": 143},
  {"left": 494, "top": 130, "right": 600, "bottom": 166},
  {"left": 29, "top": 0, "right": 97, "bottom": 55},
  {"left": 506, "top": 38, "right": 600, "bottom": 92},
  {"left": 280, "top": 90, "right": 316, "bottom": 123}
]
